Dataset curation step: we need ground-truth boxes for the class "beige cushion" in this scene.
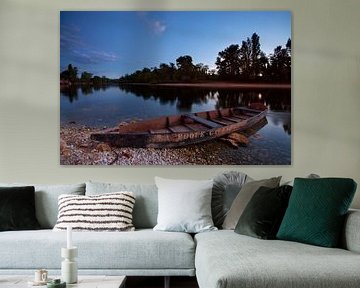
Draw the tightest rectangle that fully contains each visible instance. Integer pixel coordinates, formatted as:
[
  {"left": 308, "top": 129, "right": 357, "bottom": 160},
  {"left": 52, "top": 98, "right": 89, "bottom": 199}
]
[
  {"left": 53, "top": 192, "right": 136, "bottom": 231},
  {"left": 222, "top": 177, "right": 281, "bottom": 230}
]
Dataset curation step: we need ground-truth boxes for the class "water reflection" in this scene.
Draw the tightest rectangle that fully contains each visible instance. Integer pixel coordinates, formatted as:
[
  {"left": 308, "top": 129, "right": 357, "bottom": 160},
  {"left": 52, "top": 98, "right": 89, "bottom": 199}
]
[
  {"left": 118, "top": 85, "right": 218, "bottom": 112},
  {"left": 61, "top": 83, "right": 109, "bottom": 101},
  {"left": 61, "top": 84, "right": 290, "bottom": 112},
  {"left": 267, "top": 111, "right": 291, "bottom": 135},
  {"left": 60, "top": 84, "right": 291, "bottom": 134},
  {"left": 61, "top": 85, "right": 78, "bottom": 102}
]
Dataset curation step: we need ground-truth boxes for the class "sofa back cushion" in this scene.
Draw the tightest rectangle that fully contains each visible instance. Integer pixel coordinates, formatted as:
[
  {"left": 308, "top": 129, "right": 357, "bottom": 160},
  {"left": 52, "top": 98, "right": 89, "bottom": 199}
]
[
  {"left": 0, "top": 183, "right": 86, "bottom": 229},
  {"left": 86, "top": 181, "right": 158, "bottom": 229}
]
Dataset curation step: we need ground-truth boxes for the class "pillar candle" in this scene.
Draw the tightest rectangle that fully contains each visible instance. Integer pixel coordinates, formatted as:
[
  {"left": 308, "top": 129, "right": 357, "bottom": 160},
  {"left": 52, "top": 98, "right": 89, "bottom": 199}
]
[{"left": 67, "top": 225, "right": 72, "bottom": 249}]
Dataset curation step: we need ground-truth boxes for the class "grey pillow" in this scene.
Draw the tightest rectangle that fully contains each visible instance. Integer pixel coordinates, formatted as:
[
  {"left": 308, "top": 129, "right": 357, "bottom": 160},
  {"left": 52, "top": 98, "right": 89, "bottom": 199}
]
[
  {"left": 86, "top": 181, "right": 158, "bottom": 229},
  {"left": 153, "top": 177, "right": 217, "bottom": 233},
  {"left": 0, "top": 183, "right": 85, "bottom": 228},
  {"left": 212, "top": 171, "right": 252, "bottom": 228},
  {"left": 222, "top": 176, "right": 281, "bottom": 230},
  {"left": 283, "top": 173, "right": 320, "bottom": 186}
]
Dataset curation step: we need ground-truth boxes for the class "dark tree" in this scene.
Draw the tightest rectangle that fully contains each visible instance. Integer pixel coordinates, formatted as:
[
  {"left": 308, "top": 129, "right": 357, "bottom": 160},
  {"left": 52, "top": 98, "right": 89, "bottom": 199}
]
[
  {"left": 239, "top": 33, "right": 266, "bottom": 81},
  {"left": 249, "top": 33, "right": 263, "bottom": 79},
  {"left": 239, "top": 40, "right": 251, "bottom": 79},
  {"left": 268, "top": 38, "right": 291, "bottom": 82},
  {"left": 176, "top": 55, "right": 194, "bottom": 71},
  {"left": 81, "top": 71, "right": 93, "bottom": 84},
  {"left": 68, "top": 64, "right": 78, "bottom": 83},
  {"left": 60, "top": 64, "right": 78, "bottom": 84},
  {"left": 175, "top": 55, "right": 195, "bottom": 81},
  {"left": 216, "top": 44, "right": 241, "bottom": 80}
]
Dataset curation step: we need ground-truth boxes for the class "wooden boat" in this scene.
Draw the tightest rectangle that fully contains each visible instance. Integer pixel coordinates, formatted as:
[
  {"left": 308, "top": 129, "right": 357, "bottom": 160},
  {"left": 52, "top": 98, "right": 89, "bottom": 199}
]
[{"left": 91, "top": 105, "right": 267, "bottom": 148}]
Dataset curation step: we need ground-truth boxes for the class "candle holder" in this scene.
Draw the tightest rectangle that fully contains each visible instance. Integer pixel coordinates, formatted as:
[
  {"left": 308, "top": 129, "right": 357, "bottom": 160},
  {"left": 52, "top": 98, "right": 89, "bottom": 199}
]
[{"left": 61, "top": 247, "right": 78, "bottom": 284}]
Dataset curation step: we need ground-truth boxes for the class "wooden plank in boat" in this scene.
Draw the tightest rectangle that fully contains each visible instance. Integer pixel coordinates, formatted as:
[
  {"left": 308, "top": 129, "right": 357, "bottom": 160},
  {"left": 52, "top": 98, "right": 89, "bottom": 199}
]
[
  {"left": 232, "top": 115, "right": 249, "bottom": 120},
  {"left": 222, "top": 117, "right": 240, "bottom": 123},
  {"left": 149, "top": 128, "right": 172, "bottom": 134},
  {"left": 168, "top": 125, "right": 193, "bottom": 133},
  {"left": 237, "top": 107, "right": 265, "bottom": 113},
  {"left": 184, "top": 123, "right": 209, "bottom": 131},
  {"left": 183, "top": 114, "right": 222, "bottom": 128},
  {"left": 183, "top": 123, "right": 198, "bottom": 131},
  {"left": 210, "top": 118, "right": 231, "bottom": 125}
]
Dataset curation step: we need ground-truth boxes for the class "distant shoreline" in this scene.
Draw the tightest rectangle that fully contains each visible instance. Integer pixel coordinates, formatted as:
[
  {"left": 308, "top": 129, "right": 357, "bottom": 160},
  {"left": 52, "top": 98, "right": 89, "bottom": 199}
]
[
  {"left": 123, "top": 82, "right": 291, "bottom": 89},
  {"left": 61, "top": 81, "right": 291, "bottom": 90}
]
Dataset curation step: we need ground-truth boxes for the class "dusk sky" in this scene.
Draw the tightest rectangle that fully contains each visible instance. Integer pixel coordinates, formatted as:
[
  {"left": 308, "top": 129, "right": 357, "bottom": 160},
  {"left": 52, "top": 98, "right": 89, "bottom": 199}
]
[{"left": 60, "top": 11, "right": 291, "bottom": 79}]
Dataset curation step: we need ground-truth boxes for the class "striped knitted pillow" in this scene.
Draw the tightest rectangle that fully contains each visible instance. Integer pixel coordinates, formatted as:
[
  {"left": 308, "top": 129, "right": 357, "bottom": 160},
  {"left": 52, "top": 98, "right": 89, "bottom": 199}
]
[{"left": 53, "top": 192, "right": 136, "bottom": 231}]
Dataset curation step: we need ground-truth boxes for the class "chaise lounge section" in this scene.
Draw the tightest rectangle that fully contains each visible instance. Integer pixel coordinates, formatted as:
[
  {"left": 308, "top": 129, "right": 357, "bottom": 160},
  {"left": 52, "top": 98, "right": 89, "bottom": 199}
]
[{"left": 195, "top": 214, "right": 360, "bottom": 288}]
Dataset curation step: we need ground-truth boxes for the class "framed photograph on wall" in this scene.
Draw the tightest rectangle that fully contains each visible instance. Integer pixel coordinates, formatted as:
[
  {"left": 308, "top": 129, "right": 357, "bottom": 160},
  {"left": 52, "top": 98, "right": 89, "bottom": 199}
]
[{"left": 60, "top": 11, "right": 291, "bottom": 165}]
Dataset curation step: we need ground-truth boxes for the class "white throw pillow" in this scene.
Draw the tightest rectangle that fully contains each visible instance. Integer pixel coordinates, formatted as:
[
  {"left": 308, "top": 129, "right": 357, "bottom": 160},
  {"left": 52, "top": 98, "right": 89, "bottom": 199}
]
[
  {"left": 53, "top": 192, "right": 135, "bottom": 231},
  {"left": 153, "top": 177, "right": 217, "bottom": 233}
]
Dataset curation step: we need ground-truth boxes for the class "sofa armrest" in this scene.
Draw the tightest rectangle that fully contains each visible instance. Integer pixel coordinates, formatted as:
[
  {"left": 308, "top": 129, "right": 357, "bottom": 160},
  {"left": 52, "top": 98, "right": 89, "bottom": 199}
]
[{"left": 342, "top": 209, "right": 360, "bottom": 253}]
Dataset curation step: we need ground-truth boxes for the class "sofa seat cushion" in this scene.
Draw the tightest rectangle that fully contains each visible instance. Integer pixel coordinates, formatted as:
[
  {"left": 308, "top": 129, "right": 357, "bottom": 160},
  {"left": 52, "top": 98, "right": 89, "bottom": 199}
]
[
  {"left": 195, "top": 230, "right": 360, "bottom": 288},
  {"left": 0, "top": 229, "right": 195, "bottom": 270}
]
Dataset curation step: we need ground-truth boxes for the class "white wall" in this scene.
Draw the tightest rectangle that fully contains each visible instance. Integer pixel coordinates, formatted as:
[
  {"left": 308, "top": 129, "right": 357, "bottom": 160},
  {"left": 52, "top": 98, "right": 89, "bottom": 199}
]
[{"left": 0, "top": 0, "right": 359, "bottom": 208}]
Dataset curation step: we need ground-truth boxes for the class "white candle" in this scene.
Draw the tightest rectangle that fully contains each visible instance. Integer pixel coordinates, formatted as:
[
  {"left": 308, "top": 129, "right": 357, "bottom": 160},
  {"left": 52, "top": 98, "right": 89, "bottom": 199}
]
[{"left": 67, "top": 225, "right": 72, "bottom": 249}]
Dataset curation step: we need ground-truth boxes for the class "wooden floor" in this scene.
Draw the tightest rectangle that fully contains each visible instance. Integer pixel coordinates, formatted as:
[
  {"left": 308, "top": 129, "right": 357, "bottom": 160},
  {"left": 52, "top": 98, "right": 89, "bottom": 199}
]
[{"left": 126, "top": 276, "right": 199, "bottom": 288}]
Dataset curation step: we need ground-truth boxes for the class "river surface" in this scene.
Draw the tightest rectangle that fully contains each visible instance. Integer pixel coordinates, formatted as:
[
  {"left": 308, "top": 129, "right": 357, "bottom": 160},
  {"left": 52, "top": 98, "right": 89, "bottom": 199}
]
[{"left": 60, "top": 84, "right": 291, "bottom": 165}]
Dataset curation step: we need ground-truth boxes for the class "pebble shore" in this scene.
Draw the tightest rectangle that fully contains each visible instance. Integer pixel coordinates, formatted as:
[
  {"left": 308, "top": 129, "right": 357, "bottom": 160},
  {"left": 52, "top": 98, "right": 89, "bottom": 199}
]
[{"left": 60, "top": 125, "right": 234, "bottom": 165}]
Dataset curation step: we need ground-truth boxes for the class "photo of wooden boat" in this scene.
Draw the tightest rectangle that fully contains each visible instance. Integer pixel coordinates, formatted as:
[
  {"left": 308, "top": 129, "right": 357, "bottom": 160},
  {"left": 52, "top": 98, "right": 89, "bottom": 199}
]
[{"left": 91, "top": 105, "right": 268, "bottom": 148}]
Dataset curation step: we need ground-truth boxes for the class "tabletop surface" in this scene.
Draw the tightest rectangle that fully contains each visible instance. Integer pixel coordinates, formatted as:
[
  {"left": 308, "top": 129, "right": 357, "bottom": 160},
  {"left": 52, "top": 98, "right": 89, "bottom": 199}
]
[{"left": 0, "top": 275, "right": 126, "bottom": 288}]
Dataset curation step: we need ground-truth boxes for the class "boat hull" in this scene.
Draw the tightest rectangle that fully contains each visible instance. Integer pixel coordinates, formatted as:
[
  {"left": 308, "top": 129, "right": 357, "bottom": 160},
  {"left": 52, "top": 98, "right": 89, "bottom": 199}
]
[{"left": 91, "top": 107, "right": 267, "bottom": 148}]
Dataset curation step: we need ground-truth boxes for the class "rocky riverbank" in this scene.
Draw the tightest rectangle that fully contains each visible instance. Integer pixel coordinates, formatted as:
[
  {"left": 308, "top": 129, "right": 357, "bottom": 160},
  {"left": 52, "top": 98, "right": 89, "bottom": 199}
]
[{"left": 60, "top": 124, "right": 259, "bottom": 165}]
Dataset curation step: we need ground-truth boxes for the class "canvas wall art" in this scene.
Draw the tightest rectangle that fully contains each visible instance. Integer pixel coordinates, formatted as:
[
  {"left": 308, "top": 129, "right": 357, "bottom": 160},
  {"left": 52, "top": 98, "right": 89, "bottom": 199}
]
[{"left": 60, "top": 11, "right": 291, "bottom": 165}]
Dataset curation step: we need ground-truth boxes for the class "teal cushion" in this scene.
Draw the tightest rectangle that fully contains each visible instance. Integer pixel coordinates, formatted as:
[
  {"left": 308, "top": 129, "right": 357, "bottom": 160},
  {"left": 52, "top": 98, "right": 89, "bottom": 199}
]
[{"left": 277, "top": 178, "right": 357, "bottom": 247}]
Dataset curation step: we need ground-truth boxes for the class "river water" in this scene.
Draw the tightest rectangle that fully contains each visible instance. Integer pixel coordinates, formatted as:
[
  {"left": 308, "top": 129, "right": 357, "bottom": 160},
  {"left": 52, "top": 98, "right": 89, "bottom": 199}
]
[{"left": 60, "top": 84, "right": 291, "bottom": 165}]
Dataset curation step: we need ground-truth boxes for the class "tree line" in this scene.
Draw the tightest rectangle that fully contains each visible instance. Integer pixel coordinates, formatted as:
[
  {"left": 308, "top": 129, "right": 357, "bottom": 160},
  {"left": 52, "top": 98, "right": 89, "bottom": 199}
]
[
  {"left": 61, "top": 33, "right": 291, "bottom": 85},
  {"left": 120, "top": 33, "right": 291, "bottom": 84},
  {"left": 60, "top": 64, "right": 116, "bottom": 86},
  {"left": 119, "top": 55, "right": 215, "bottom": 84},
  {"left": 216, "top": 33, "right": 291, "bottom": 82}
]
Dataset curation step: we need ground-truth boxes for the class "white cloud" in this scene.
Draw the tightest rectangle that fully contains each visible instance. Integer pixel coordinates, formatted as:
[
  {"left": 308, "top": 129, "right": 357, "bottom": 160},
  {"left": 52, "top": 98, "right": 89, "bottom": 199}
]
[
  {"left": 151, "top": 20, "right": 166, "bottom": 35},
  {"left": 137, "top": 12, "right": 166, "bottom": 36}
]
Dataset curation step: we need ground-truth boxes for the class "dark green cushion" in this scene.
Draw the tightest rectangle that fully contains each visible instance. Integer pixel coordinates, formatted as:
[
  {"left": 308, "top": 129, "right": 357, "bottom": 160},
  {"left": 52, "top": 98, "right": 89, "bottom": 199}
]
[
  {"left": 235, "top": 185, "right": 292, "bottom": 239},
  {"left": 0, "top": 186, "right": 41, "bottom": 231},
  {"left": 277, "top": 178, "right": 357, "bottom": 247}
]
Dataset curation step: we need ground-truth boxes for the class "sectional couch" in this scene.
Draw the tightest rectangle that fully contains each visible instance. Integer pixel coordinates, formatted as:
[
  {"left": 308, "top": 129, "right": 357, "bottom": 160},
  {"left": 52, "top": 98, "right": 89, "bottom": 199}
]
[{"left": 0, "top": 176, "right": 359, "bottom": 288}]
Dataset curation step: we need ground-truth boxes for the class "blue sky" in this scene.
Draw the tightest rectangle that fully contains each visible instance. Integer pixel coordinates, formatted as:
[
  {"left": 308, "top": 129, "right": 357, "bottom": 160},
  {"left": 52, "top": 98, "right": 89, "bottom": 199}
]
[{"left": 60, "top": 11, "right": 291, "bottom": 79}]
